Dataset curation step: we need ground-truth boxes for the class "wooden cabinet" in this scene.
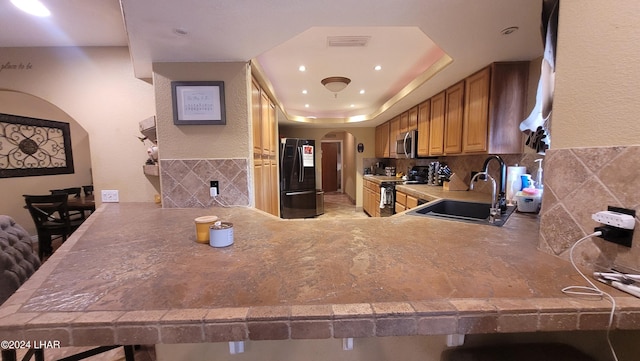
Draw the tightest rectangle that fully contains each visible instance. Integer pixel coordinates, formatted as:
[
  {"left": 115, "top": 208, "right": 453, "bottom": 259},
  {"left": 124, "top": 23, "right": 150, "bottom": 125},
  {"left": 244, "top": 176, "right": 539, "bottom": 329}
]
[
  {"left": 417, "top": 100, "right": 430, "bottom": 157},
  {"left": 251, "top": 79, "right": 279, "bottom": 217},
  {"left": 399, "top": 111, "right": 409, "bottom": 133},
  {"left": 375, "top": 122, "right": 390, "bottom": 158},
  {"left": 389, "top": 116, "right": 400, "bottom": 158},
  {"left": 373, "top": 61, "right": 529, "bottom": 159},
  {"left": 362, "top": 178, "right": 381, "bottom": 217},
  {"left": 408, "top": 106, "right": 418, "bottom": 131},
  {"left": 395, "top": 191, "right": 418, "bottom": 213},
  {"left": 429, "top": 91, "right": 446, "bottom": 156},
  {"left": 463, "top": 62, "right": 529, "bottom": 154},
  {"left": 443, "top": 81, "right": 464, "bottom": 154}
]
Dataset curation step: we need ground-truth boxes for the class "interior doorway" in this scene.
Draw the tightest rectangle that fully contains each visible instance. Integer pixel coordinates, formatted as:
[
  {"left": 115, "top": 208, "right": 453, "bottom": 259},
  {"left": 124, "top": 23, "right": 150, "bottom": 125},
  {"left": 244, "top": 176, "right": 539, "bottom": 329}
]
[{"left": 321, "top": 140, "right": 342, "bottom": 193}]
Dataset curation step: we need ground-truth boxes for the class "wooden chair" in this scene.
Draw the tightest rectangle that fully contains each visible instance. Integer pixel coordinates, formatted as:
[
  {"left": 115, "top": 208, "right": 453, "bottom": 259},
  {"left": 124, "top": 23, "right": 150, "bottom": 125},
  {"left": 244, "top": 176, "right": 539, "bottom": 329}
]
[
  {"left": 23, "top": 194, "right": 83, "bottom": 260},
  {"left": 0, "top": 215, "right": 135, "bottom": 360},
  {"left": 50, "top": 188, "right": 85, "bottom": 220}
]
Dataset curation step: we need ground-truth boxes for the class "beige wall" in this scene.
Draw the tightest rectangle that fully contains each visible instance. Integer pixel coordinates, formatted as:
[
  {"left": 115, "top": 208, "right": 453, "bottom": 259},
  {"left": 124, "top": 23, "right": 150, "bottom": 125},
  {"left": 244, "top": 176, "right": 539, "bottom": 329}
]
[
  {"left": 552, "top": 0, "right": 640, "bottom": 148},
  {"left": 0, "top": 47, "right": 157, "bottom": 234},
  {"left": 152, "top": 62, "right": 251, "bottom": 159},
  {"left": 0, "top": 91, "right": 93, "bottom": 234}
]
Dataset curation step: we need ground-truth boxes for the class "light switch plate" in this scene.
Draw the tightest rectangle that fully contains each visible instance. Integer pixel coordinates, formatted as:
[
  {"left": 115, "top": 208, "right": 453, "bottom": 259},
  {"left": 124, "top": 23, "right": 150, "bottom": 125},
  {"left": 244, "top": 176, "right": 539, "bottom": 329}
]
[{"left": 101, "top": 190, "right": 119, "bottom": 203}]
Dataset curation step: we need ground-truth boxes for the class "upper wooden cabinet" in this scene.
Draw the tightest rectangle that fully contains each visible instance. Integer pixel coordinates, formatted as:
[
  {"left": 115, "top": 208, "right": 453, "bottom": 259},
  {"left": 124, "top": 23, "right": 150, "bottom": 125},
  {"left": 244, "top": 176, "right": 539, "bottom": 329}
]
[
  {"left": 429, "top": 91, "right": 446, "bottom": 156},
  {"left": 372, "top": 61, "right": 529, "bottom": 158},
  {"left": 463, "top": 62, "right": 529, "bottom": 154},
  {"left": 443, "top": 81, "right": 465, "bottom": 154},
  {"left": 375, "top": 122, "right": 390, "bottom": 158},
  {"left": 389, "top": 115, "right": 400, "bottom": 158},
  {"left": 408, "top": 106, "right": 418, "bottom": 131},
  {"left": 417, "top": 100, "right": 430, "bottom": 157},
  {"left": 399, "top": 111, "right": 409, "bottom": 133}
]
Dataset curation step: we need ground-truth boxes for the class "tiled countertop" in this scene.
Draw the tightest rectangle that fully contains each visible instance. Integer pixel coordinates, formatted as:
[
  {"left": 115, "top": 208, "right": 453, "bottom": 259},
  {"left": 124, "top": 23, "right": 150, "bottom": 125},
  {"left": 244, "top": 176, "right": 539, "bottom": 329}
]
[{"left": 1, "top": 203, "right": 639, "bottom": 347}]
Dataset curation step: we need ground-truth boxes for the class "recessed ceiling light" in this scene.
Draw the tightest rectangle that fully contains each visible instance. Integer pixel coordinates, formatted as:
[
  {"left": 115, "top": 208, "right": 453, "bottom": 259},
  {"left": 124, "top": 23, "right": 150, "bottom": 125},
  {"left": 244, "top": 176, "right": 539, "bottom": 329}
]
[
  {"left": 374, "top": 65, "right": 382, "bottom": 71},
  {"left": 350, "top": 104, "right": 355, "bottom": 108},
  {"left": 305, "top": 104, "right": 310, "bottom": 108},
  {"left": 359, "top": 89, "right": 365, "bottom": 94},
  {"left": 11, "top": 0, "right": 50, "bottom": 17},
  {"left": 500, "top": 26, "right": 519, "bottom": 35},
  {"left": 298, "top": 65, "right": 306, "bottom": 72},
  {"left": 173, "top": 28, "right": 189, "bottom": 36},
  {"left": 302, "top": 90, "right": 308, "bottom": 94}
]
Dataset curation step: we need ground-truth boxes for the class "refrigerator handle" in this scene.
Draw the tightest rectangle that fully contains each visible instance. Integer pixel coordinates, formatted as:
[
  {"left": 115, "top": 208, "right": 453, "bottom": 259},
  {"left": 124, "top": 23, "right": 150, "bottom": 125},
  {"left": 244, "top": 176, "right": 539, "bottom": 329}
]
[
  {"left": 285, "top": 190, "right": 315, "bottom": 196},
  {"left": 298, "top": 146, "right": 304, "bottom": 183}
]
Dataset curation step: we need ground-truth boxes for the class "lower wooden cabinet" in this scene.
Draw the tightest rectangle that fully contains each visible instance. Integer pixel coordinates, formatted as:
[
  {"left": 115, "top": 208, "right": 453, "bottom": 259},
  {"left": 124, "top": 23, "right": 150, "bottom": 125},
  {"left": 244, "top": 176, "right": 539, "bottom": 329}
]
[
  {"left": 363, "top": 179, "right": 381, "bottom": 217},
  {"left": 395, "top": 191, "right": 418, "bottom": 214}
]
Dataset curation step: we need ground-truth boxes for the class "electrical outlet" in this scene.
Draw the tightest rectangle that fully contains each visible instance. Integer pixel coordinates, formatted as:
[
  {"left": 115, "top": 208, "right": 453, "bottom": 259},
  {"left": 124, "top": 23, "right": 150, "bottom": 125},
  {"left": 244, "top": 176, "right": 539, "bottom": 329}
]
[
  {"left": 101, "top": 190, "right": 119, "bottom": 203},
  {"left": 594, "top": 206, "right": 636, "bottom": 247},
  {"left": 210, "top": 181, "right": 219, "bottom": 197}
]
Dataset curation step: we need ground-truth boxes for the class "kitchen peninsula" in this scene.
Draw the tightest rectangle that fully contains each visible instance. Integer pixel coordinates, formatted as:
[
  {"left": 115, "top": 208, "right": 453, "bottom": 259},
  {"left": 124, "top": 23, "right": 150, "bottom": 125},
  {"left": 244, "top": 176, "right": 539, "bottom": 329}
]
[{"left": 1, "top": 202, "right": 639, "bottom": 348}]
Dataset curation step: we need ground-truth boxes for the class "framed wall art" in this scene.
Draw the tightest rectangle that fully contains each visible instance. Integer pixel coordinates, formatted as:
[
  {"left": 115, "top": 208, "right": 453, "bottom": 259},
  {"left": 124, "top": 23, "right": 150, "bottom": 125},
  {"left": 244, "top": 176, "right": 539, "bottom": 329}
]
[
  {"left": 171, "top": 81, "right": 226, "bottom": 125},
  {"left": 0, "top": 113, "right": 74, "bottom": 178}
]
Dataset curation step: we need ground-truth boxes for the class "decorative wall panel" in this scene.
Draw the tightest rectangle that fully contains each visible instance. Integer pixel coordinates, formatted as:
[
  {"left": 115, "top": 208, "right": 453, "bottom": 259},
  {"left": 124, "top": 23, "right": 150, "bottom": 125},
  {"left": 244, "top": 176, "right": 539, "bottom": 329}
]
[{"left": 0, "top": 113, "right": 74, "bottom": 178}]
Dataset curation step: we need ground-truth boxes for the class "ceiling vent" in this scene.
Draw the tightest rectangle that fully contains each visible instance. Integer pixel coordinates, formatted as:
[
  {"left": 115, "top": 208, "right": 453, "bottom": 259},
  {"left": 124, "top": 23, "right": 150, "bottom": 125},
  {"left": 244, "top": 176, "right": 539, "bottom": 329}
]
[{"left": 327, "top": 36, "right": 371, "bottom": 47}]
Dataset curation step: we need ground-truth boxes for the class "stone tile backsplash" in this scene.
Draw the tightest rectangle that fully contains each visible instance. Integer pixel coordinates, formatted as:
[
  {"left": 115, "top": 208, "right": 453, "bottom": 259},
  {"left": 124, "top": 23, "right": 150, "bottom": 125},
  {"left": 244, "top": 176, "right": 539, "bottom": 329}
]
[
  {"left": 160, "top": 159, "right": 250, "bottom": 208},
  {"left": 539, "top": 146, "right": 640, "bottom": 272}
]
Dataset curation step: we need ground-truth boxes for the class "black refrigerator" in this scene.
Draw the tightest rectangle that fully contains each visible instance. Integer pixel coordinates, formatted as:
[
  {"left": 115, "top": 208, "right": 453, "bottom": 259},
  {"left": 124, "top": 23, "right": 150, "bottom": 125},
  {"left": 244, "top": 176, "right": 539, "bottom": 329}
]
[{"left": 280, "top": 138, "right": 317, "bottom": 219}]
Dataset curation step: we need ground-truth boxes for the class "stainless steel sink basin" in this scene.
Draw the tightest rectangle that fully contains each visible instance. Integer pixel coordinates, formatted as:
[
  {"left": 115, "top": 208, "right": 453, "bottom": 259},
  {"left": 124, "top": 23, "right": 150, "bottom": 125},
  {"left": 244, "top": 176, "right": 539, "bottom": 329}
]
[{"left": 407, "top": 199, "right": 516, "bottom": 227}]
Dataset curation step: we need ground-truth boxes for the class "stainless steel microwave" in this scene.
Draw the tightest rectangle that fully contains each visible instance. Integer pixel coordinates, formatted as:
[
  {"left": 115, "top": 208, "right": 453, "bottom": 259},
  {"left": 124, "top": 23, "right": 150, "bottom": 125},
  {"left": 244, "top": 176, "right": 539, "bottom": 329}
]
[{"left": 396, "top": 130, "right": 417, "bottom": 158}]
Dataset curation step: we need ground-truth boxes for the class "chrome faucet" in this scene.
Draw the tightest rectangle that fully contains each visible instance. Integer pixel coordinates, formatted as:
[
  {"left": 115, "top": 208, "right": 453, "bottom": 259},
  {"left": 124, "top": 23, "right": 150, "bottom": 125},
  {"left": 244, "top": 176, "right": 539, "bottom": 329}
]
[
  {"left": 470, "top": 171, "right": 500, "bottom": 223},
  {"left": 481, "top": 155, "right": 507, "bottom": 213}
]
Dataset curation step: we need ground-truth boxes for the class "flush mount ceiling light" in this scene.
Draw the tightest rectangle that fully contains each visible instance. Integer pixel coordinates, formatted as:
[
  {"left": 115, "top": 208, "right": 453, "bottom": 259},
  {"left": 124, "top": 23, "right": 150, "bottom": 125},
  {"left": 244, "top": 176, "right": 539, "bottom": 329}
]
[
  {"left": 500, "top": 26, "right": 519, "bottom": 35},
  {"left": 321, "top": 76, "right": 351, "bottom": 93},
  {"left": 11, "top": 0, "right": 50, "bottom": 17}
]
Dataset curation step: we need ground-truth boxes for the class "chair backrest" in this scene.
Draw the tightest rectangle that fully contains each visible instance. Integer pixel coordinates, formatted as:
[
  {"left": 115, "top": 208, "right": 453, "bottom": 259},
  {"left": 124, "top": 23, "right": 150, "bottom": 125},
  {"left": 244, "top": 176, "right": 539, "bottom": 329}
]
[
  {"left": 50, "top": 187, "right": 82, "bottom": 198},
  {"left": 0, "top": 215, "right": 41, "bottom": 305},
  {"left": 82, "top": 185, "right": 94, "bottom": 196},
  {"left": 23, "top": 194, "right": 72, "bottom": 231}
]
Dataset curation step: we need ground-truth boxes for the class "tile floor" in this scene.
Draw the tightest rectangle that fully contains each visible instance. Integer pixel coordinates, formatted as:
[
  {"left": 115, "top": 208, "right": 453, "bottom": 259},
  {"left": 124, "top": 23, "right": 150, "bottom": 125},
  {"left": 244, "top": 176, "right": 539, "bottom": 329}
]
[{"left": 316, "top": 192, "right": 369, "bottom": 219}]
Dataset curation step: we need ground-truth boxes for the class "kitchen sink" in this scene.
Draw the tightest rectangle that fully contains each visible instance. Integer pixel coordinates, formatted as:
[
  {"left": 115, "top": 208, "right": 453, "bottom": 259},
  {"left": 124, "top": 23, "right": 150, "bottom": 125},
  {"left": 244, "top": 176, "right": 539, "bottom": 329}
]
[{"left": 407, "top": 199, "right": 516, "bottom": 227}]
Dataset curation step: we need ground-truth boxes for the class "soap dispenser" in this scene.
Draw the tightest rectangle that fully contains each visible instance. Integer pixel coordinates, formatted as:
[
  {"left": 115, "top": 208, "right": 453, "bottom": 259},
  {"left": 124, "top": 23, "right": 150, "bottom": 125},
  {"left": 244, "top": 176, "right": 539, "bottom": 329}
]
[{"left": 534, "top": 159, "right": 544, "bottom": 189}]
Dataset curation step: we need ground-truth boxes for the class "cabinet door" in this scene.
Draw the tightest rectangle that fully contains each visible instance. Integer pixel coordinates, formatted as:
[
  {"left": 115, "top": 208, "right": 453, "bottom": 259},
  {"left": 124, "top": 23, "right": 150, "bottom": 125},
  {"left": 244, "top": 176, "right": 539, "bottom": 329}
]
[
  {"left": 463, "top": 67, "right": 491, "bottom": 153},
  {"left": 444, "top": 81, "right": 464, "bottom": 154},
  {"left": 375, "top": 122, "right": 390, "bottom": 158},
  {"left": 408, "top": 106, "right": 418, "bottom": 131},
  {"left": 251, "top": 81, "right": 262, "bottom": 155},
  {"left": 399, "top": 112, "right": 409, "bottom": 133},
  {"left": 429, "top": 91, "right": 446, "bottom": 156},
  {"left": 417, "top": 100, "right": 430, "bottom": 157},
  {"left": 254, "top": 161, "right": 263, "bottom": 211},
  {"left": 389, "top": 116, "right": 400, "bottom": 158},
  {"left": 395, "top": 191, "right": 407, "bottom": 206},
  {"left": 260, "top": 91, "right": 271, "bottom": 155},
  {"left": 406, "top": 195, "right": 418, "bottom": 210}
]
